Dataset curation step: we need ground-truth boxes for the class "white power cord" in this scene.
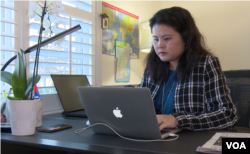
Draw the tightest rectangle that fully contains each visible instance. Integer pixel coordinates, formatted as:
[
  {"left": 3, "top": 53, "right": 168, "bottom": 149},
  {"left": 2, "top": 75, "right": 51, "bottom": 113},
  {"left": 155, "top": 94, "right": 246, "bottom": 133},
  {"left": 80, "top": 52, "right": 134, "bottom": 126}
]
[{"left": 75, "top": 123, "right": 179, "bottom": 142}]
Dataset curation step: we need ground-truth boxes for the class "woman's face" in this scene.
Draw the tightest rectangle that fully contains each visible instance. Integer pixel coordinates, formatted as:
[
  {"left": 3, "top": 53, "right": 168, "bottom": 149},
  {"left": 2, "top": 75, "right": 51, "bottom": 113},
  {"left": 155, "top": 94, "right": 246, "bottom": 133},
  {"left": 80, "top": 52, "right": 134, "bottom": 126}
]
[{"left": 152, "top": 24, "right": 185, "bottom": 65}]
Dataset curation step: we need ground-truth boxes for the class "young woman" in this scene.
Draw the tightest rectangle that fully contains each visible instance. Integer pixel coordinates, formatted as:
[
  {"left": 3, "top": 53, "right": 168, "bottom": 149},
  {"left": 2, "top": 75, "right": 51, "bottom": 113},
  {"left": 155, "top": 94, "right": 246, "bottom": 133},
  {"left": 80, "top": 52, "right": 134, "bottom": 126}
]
[{"left": 138, "top": 7, "right": 237, "bottom": 131}]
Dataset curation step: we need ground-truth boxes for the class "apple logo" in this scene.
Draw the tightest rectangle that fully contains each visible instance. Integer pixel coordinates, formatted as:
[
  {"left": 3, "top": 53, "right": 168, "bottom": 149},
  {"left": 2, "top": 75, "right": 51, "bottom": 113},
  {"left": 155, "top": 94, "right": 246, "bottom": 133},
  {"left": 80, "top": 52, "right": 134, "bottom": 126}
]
[{"left": 113, "top": 107, "right": 123, "bottom": 118}]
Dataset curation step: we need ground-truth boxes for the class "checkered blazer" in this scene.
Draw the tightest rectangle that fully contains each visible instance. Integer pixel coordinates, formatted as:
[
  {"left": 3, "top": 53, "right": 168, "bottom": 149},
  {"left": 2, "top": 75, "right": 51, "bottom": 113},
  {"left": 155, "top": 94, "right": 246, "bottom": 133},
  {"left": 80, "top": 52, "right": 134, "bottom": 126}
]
[{"left": 138, "top": 54, "right": 238, "bottom": 131}]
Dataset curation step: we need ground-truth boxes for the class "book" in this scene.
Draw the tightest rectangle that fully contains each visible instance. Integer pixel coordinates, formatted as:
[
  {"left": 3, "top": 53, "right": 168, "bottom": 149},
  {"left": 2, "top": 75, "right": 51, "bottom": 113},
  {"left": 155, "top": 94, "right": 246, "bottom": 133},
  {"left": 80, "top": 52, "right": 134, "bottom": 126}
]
[{"left": 196, "top": 132, "right": 250, "bottom": 154}]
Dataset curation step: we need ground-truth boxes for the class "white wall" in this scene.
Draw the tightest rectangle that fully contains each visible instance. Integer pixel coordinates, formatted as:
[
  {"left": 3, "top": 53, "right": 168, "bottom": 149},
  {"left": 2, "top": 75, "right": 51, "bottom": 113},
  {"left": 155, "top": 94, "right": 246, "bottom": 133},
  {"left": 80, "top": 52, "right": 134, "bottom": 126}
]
[
  {"left": 41, "top": 1, "right": 250, "bottom": 114},
  {"left": 162, "top": 1, "right": 250, "bottom": 71},
  {"left": 101, "top": 1, "right": 250, "bottom": 86},
  {"left": 101, "top": 1, "right": 162, "bottom": 86}
]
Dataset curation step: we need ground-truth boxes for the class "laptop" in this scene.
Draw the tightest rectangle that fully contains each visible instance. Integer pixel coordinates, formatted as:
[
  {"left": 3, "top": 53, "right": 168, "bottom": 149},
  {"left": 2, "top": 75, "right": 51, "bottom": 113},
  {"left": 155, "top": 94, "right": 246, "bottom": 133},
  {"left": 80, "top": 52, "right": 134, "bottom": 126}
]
[
  {"left": 77, "top": 87, "right": 182, "bottom": 140},
  {"left": 51, "top": 75, "right": 90, "bottom": 118}
]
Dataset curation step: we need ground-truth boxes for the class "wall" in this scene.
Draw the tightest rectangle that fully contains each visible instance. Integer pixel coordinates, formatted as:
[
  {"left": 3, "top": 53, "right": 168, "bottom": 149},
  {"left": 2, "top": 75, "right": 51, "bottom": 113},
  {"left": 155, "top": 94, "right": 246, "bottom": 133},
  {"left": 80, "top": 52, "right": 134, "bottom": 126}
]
[
  {"left": 162, "top": 1, "right": 250, "bottom": 71},
  {"left": 101, "top": 1, "right": 250, "bottom": 86},
  {"left": 41, "top": 1, "right": 250, "bottom": 114},
  {"left": 101, "top": 1, "right": 162, "bottom": 86}
]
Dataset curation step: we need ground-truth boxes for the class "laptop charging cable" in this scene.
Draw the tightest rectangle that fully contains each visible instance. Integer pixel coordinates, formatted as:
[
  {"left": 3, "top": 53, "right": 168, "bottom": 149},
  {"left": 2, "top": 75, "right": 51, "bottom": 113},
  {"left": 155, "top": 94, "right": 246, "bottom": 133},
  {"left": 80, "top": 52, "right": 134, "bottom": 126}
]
[{"left": 75, "top": 123, "right": 179, "bottom": 142}]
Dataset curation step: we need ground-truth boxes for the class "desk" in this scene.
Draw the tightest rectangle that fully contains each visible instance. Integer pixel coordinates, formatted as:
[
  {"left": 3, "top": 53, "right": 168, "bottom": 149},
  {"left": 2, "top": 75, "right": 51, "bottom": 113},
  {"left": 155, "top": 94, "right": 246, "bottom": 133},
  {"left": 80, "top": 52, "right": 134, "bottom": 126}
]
[{"left": 2, "top": 113, "right": 250, "bottom": 154}]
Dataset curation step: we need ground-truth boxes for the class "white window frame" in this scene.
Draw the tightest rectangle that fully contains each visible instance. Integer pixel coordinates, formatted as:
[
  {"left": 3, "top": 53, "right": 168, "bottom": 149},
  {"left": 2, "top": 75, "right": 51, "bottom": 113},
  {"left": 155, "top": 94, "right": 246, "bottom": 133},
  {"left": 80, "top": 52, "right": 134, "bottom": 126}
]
[{"left": 0, "top": 0, "right": 20, "bottom": 94}]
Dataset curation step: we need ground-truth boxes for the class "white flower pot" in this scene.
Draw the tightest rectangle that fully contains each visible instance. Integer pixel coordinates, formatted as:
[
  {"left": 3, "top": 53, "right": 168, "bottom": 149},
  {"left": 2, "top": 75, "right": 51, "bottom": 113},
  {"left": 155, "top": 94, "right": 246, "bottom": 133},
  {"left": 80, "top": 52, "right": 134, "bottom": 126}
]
[{"left": 7, "top": 99, "right": 40, "bottom": 136}]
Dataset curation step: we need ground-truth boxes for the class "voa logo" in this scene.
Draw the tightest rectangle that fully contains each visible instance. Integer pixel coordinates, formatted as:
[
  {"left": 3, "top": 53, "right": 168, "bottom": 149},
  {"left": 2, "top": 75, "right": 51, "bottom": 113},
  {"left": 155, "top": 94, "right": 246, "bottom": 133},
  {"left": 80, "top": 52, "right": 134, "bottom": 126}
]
[{"left": 226, "top": 142, "right": 246, "bottom": 149}]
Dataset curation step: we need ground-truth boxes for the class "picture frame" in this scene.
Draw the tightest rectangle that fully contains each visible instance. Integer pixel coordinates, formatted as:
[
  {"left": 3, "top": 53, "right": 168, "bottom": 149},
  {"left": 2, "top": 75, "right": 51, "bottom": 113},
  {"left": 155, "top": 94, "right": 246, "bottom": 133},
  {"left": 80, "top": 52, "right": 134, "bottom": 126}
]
[{"left": 102, "top": 17, "right": 108, "bottom": 30}]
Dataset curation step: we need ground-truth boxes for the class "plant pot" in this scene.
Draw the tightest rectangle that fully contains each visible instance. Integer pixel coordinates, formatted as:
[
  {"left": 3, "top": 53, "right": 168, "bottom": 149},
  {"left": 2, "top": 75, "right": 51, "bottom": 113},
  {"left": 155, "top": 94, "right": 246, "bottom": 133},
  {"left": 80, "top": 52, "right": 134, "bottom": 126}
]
[
  {"left": 36, "top": 99, "right": 43, "bottom": 127},
  {"left": 7, "top": 99, "right": 40, "bottom": 136}
]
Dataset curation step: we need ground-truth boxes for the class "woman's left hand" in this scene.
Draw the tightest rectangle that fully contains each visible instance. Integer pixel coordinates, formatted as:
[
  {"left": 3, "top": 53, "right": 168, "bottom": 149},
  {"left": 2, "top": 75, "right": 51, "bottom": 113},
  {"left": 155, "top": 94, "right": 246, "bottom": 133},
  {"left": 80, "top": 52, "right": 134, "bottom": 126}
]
[{"left": 156, "top": 115, "right": 179, "bottom": 130}]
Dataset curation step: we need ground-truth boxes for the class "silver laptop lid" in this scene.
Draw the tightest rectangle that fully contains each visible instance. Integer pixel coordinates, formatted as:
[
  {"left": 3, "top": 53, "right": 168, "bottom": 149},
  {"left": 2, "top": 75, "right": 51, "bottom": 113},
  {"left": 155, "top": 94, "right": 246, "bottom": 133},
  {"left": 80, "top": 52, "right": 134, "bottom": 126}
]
[
  {"left": 77, "top": 87, "right": 162, "bottom": 140},
  {"left": 51, "top": 75, "right": 90, "bottom": 112}
]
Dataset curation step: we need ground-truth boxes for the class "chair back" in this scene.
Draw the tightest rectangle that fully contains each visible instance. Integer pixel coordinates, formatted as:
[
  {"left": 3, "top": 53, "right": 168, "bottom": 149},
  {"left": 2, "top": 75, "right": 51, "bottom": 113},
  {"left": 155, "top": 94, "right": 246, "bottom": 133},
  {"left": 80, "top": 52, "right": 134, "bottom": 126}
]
[{"left": 224, "top": 70, "right": 250, "bottom": 128}]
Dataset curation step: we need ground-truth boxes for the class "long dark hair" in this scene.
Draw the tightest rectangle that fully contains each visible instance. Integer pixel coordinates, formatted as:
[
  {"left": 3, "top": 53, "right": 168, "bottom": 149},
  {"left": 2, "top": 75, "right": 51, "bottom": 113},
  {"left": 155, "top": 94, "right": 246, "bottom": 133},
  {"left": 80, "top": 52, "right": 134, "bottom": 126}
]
[{"left": 145, "top": 7, "right": 211, "bottom": 83}]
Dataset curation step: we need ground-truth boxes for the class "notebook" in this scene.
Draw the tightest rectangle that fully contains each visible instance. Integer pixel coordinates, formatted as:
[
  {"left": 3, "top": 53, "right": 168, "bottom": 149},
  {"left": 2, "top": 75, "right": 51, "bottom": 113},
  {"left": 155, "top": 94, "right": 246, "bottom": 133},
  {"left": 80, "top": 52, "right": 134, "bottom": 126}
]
[
  {"left": 51, "top": 75, "right": 90, "bottom": 118},
  {"left": 77, "top": 86, "right": 182, "bottom": 140}
]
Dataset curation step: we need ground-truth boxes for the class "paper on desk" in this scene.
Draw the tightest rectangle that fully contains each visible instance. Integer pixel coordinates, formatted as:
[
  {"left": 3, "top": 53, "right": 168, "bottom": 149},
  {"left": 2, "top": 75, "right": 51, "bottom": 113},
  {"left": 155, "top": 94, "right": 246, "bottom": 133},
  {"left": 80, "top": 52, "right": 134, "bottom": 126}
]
[
  {"left": 1, "top": 91, "right": 7, "bottom": 105},
  {"left": 196, "top": 132, "right": 250, "bottom": 154},
  {"left": 1, "top": 89, "right": 12, "bottom": 127}
]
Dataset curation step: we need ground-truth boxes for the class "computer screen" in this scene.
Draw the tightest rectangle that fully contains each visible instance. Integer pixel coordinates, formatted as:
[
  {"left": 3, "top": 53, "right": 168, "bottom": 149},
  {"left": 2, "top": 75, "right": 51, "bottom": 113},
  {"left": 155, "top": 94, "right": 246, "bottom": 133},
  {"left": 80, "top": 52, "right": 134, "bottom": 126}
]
[{"left": 51, "top": 75, "right": 90, "bottom": 112}]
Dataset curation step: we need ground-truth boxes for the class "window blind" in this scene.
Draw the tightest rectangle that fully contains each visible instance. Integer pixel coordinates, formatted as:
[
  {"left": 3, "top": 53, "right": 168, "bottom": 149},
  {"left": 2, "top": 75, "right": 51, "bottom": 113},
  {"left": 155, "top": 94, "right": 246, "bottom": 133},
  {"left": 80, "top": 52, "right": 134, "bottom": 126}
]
[{"left": 0, "top": 0, "right": 18, "bottom": 94}]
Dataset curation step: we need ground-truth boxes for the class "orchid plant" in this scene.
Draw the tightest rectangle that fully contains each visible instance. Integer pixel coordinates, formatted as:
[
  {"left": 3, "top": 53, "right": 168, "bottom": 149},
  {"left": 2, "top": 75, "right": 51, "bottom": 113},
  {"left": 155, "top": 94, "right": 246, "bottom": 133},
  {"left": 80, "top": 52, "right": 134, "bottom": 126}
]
[
  {"left": 1, "top": 0, "right": 66, "bottom": 100},
  {"left": 28, "top": 0, "right": 65, "bottom": 44},
  {"left": 28, "top": 0, "right": 66, "bottom": 98}
]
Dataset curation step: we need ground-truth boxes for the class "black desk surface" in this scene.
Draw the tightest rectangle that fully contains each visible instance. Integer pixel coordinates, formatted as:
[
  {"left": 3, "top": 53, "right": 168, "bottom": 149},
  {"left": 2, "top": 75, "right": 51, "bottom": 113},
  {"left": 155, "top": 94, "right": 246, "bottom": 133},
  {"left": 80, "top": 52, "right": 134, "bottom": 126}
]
[{"left": 2, "top": 113, "right": 250, "bottom": 154}]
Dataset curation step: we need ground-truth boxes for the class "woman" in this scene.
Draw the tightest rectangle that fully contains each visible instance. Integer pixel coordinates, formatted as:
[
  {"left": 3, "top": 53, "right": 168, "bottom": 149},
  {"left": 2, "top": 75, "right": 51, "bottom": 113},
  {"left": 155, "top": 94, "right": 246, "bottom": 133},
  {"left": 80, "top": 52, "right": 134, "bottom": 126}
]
[{"left": 138, "top": 7, "right": 237, "bottom": 131}]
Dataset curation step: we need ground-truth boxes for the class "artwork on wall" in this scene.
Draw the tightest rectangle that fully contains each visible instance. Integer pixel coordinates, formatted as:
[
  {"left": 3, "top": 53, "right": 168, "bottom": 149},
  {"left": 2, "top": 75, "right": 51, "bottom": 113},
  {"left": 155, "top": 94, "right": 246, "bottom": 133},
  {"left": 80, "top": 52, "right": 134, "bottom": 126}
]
[
  {"left": 115, "top": 40, "right": 131, "bottom": 82},
  {"left": 102, "top": 2, "right": 139, "bottom": 59}
]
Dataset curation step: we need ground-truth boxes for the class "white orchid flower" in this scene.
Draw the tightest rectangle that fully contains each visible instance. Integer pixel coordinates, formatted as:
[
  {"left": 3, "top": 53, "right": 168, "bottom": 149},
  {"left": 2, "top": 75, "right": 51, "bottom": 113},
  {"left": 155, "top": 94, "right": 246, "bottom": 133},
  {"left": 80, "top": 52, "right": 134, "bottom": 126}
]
[
  {"left": 54, "top": 36, "right": 64, "bottom": 46},
  {"left": 28, "top": 1, "right": 38, "bottom": 19},
  {"left": 46, "top": 1, "right": 54, "bottom": 15},
  {"left": 28, "top": 0, "right": 65, "bottom": 47},
  {"left": 47, "top": 0, "right": 65, "bottom": 19},
  {"left": 55, "top": 1, "right": 65, "bottom": 13},
  {"left": 28, "top": 9, "right": 35, "bottom": 19},
  {"left": 57, "top": 36, "right": 64, "bottom": 42},
  {"left": 46, "top": 1, "right": 53, "bottom": 7},
  {"left": 54, "top": 20, "right": 66, "bottom": 28},
  {"left": 35, "top": 2, "right": 44, "bottom": 15},
  {"left": 43, "top": 18, "right": 50, "bottom": 29},
  {"left": 42, "top": 18, "right": 52, "bottom": 37},
  {"left": 43, "top": 29, "right": 51, "bottom": 37}
]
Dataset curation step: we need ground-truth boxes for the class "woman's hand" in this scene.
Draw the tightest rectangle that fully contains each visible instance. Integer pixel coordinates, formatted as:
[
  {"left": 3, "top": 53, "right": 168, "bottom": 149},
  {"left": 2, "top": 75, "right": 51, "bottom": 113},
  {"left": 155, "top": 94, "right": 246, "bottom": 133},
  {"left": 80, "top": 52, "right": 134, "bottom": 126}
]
[{"left": 156, "top": 115, "right": 179, "bottom": 130}]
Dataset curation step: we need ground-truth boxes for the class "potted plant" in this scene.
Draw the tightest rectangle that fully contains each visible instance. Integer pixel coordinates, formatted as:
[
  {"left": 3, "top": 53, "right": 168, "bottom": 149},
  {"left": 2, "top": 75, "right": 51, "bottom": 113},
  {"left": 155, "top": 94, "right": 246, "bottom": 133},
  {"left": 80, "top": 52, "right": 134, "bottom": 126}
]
[
  {"left": 1, "top": 49, "right": 42, "bottom": 136},
  {"left": 0, "top": 0, "right": 65, "bottom": 136}
]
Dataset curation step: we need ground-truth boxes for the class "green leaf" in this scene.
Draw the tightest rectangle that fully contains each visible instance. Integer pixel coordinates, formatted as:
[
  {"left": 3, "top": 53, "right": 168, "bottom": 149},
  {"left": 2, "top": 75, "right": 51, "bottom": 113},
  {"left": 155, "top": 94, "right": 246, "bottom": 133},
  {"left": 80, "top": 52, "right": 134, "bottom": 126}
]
[
  {"left": 7, "top": 96, "right": 19, "bottom": 100},
  {"left": 12, "top": 49, "right": 27, "bottom": 89},
  {"left": 35, "top": 12, "right": 42, "bottom": 18},
  {"left": 13, "top": 86, "right": 25, "bottom": 100},
  {"left": 20, "top": 49, "right": 26, "bottom": 69},
  {"left": 11, "top": 49, "right": 28, "bottom": 100},
  {"left": 27, "top": 76, "right": 33, "bottom": 88},
  {"left": 37, "top": 3, "right": 43, "bottom": 8},
  {"left": 25, "top": 75, "right": 41, "bottom": 98},
  {"left": 1, "top": 71, "right": 12, "bottom": 85}
]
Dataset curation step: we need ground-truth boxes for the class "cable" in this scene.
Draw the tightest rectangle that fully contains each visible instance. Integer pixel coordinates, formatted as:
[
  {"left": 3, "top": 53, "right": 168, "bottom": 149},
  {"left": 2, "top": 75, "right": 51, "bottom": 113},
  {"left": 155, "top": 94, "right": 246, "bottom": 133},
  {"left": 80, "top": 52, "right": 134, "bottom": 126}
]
[{"left": 75, "top": 123, "right": 179, "bottom": 142}]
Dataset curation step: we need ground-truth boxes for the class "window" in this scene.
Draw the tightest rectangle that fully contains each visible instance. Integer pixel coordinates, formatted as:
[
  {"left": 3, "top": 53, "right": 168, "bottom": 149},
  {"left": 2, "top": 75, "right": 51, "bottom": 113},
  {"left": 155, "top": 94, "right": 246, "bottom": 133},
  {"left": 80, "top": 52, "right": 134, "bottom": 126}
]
[
  {"left": 28, "top": 1, "right": 97, "bottom": 94},
  {"left": 1, "top": 1, "right": 101, "bottom": 96},
  {"left": 0, "top": 0, "right": 16, "bottom": 94}
]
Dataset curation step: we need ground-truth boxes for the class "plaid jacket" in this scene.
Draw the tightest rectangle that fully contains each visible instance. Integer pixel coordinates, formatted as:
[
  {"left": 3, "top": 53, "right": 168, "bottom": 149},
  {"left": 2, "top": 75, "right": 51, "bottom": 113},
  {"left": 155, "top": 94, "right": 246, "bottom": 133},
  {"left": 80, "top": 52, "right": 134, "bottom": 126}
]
[{"left": 138, "top": 54, "right": 238, "bottom": 131}]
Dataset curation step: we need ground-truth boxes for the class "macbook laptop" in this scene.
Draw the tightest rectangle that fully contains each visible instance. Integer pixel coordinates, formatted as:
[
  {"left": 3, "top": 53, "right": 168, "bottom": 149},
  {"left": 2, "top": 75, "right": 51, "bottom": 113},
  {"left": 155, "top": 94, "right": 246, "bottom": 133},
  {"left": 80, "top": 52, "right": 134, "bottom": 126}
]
[
  {"left": 51, "top": 75, "right": 90, "bottom": 118},
  {"left": 77, "top": 87, "right": 182, "bottom": 140}
]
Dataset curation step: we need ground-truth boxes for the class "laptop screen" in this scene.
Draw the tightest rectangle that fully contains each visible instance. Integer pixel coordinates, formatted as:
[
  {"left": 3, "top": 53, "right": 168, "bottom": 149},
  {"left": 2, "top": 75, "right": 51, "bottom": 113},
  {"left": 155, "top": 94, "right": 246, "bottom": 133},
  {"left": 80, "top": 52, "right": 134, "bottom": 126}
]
[{"left": 51, "top": 75, "right": 90, "bottom": 112}]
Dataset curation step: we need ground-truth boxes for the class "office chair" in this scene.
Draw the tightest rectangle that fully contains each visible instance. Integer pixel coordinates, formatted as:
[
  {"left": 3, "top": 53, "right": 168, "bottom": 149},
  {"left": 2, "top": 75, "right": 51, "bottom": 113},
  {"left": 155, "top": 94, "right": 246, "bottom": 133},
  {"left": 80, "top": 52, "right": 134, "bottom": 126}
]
[{"left": 224, "top": 70, "right": 250, "bottom": 128}]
